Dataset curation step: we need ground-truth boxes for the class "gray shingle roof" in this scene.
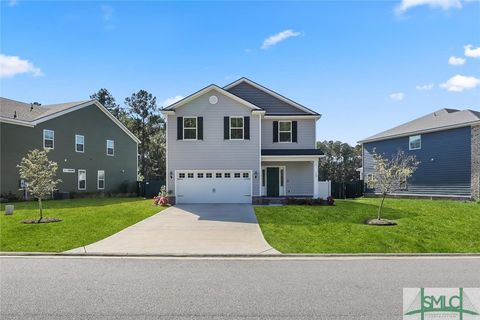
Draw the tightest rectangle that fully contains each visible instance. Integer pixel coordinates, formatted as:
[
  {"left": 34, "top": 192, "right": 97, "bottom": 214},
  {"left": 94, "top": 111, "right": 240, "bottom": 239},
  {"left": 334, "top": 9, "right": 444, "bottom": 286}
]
[
  {"left": 360, "top": 108, "right": 480, "bottom": 143},
  {"left": 0, "top": 97, "right": 90, "bottom": 122}
]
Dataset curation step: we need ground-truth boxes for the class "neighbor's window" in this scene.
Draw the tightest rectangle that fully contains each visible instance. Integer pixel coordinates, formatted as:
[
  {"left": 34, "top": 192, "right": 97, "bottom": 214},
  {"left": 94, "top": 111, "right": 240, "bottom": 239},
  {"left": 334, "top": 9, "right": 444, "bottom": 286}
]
[
  {"left": 106, "top": 140, "right": 115, "bottom": 156},
  {"left": 43, "top": 129, "right": 54, "bottom": 149},
  {"left": 75, "top": 134, "right": 84, "bottom": 153},
  {"left": 279, "top": 121, "right": 292, "bottom": 142},
  {"left": 409, "top": 135, "right": 421, "bottom": 150},
  {"left": 183, "top": 117, "right": 197, "bottom": 140},
  {"left": 230, "top": 117, "right": 244, "bottom": 140},
  {"left": 366, "top": 173, "right": 375, "bottom": 189},
  {"left": 78, "top": 169, "right": 86, "bottom": 190},
  {"left": 97, "top": 170, "right": 105, "bottom": 190}
]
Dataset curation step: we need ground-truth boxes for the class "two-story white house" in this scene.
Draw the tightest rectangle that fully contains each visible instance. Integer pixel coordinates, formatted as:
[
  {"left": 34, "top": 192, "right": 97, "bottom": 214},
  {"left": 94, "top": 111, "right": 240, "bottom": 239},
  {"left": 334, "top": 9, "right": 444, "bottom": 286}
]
[{"left": 161, "top": 78, "right": 323, "bottom": 204}]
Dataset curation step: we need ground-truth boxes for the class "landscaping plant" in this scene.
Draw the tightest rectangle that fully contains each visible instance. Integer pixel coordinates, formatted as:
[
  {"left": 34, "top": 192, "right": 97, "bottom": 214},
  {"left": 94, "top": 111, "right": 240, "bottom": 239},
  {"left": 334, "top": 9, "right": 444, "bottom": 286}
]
[
  {"left": 367, "top": 150, "right": 419, "bottom": 224},
  {"left": 153, "top": 185, "right": 169, "bottom": 206},
  {"left": 17, "top": 149, "right": 62, "bottom": 223}
]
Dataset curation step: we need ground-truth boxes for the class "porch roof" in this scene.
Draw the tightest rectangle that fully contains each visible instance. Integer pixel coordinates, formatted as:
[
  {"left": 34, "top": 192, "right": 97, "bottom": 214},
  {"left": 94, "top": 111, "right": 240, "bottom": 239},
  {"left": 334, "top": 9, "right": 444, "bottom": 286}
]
[{"left": 261, "top": 149, "right": 324, "bottom": 156}]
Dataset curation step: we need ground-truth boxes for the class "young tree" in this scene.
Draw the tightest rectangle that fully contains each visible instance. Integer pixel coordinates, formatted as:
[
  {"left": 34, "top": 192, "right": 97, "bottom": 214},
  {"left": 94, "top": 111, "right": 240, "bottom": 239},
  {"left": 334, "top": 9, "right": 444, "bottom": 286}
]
[
  {"left": 367, "top": 150, "right": 419, "bottom": 221},
  {"left": 90, "top": 88, "right": 127, "bottom": 122},
  {"left": 124, "top": 90, "right": 163, "bottom": 179},
  {"left": 17, "top": 149, "right": 62, "bottom": 222}
]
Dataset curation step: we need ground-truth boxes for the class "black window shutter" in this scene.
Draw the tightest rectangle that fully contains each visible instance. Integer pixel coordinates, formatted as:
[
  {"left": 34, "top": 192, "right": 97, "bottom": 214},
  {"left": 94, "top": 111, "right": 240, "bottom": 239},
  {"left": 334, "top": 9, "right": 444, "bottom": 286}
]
[
  {"left": 224, "top": 117, "right": 230, "bottom": 140},
  {"left": 177, "top": 117, "right": 183, "bottom": 140},
  {"left": 273, "top": 121, "right": 278, "bottom": 143},
  {"left": 244, "top": 116, "right": 250, "bottom": 140},
  {"left": 292, "top": 121, "right": 298, "bottom": 143},
  {"left": 197, "top": 117, "right": 203, "bottom": 140}
]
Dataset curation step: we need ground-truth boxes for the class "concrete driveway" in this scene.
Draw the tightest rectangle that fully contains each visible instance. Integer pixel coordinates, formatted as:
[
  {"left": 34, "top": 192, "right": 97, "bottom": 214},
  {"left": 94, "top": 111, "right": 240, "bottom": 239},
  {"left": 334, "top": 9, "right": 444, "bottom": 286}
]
[{"left": 69, "top": 204, "right": 278, "bottom": 255}]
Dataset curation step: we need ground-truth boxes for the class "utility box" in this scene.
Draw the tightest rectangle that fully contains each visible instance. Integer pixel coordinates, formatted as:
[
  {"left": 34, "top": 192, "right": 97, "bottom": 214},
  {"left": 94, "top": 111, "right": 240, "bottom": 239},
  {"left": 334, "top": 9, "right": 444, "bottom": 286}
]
[{"left": 5, "top": 205, "right": 14, "bottom": 215}]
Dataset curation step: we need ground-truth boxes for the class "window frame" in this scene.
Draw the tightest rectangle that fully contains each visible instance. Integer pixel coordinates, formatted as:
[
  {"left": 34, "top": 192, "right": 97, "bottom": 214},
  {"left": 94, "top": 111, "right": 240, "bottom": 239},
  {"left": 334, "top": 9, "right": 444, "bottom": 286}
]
[
  {"left": 75, "top": 134, "right": 85, "bottom": 153},
  {"left": 43, "top": 129, "right": 54, "bottom": 149},
  {"left": 106, "top": 139, "right": 115, "bottom": 156},
  {"left": 78, "top": 169, "right": 86, "bottom": 190},
  {"left": 409, "top": 135, "right": 421, "bottom": 150},
  {"left": 278, "top": 121, "right": 292, "bottom": 143},
  {"left": 229, "top": 116, "right": 244, "bottom": 140},
  {"left": 183, "top": 116, "right": 198, "bottom": 140},
  {"left": 97, "top": 170, "right": 105, "bottom": 190}
]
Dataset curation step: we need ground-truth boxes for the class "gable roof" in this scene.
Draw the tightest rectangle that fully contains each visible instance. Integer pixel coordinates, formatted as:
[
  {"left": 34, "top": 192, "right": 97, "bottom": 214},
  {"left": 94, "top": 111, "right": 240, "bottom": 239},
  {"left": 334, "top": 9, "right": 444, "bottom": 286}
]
[
  {"left": 161, "top": 84, "right": 262, "bottom": 111},
  {"left": 359, "top": 108, "right": 480, "bottom": 143},
  {"left": 0, "top": 97, "right": 140, "bottom": 144},
  {"left": 224, "top": 77, "right": 320, "bottom": 116}
]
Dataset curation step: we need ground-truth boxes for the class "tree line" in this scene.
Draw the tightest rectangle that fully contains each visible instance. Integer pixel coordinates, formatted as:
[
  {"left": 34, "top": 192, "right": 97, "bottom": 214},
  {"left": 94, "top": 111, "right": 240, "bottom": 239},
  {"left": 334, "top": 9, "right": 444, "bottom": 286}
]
[{"left": 90, "top": 88, "right": 165, "bottom": 181}]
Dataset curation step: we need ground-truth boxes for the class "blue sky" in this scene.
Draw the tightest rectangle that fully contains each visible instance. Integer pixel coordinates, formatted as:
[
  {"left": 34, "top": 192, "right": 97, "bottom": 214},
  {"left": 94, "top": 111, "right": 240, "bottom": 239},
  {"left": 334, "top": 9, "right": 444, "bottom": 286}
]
[{"left": 1, "top": 0, "right": 479, "bottom": 144}]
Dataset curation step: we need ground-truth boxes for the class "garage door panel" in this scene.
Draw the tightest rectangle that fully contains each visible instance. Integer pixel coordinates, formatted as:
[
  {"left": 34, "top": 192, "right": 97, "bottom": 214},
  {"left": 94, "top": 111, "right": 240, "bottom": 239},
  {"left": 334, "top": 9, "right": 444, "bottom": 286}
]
[{"left": 176, "top": 170, "right": 251, "bottom": 204}]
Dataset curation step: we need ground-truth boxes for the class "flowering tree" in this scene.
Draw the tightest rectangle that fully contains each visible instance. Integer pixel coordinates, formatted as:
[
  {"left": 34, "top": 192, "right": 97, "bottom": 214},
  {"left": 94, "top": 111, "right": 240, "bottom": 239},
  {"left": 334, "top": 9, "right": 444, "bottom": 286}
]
[
  {"left": 367, "top": 150, "right": 419, "bottom": 221},
  {"left": 17, "top": 149, "right": 61, "bottom": 222}
]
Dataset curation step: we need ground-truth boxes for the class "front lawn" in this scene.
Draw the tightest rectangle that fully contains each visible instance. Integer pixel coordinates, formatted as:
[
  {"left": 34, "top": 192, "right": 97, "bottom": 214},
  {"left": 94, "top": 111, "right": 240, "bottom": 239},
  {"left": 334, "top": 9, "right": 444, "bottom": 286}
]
[
  {"left": 0, "top": 198, "right": 164, "bottom": 252},
  {"left": 254, "top": 198, "right": 480, "bottom": 253}
]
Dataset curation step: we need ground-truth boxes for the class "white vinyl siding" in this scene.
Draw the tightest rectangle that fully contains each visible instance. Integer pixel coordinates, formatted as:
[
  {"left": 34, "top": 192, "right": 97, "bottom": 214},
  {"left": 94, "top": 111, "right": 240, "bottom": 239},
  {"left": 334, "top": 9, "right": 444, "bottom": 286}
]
[
  {"left": 43, "top": 129, "right": 54, "bottom": 149},
  {"left": 78, "top": 169, "right": 86, "bottom": 190},
  {"left": 106, "top": 139, "right": 115, "bottom": 156},
  {"left": 97, "top": 170, "right": 105, "bottom": 190},
  {"left": 75, "top": 134, "right": 84, "bottom": 153},
  {"left": 261, "top": 119, "right": 316, "bottom": 149}
]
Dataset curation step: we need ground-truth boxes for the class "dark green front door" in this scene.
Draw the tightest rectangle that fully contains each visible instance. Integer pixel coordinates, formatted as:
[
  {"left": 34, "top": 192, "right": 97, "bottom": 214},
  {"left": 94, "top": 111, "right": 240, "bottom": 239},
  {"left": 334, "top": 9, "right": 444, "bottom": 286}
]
[{"left": 266, "top": 167, "right": 279, "bottom": 197}]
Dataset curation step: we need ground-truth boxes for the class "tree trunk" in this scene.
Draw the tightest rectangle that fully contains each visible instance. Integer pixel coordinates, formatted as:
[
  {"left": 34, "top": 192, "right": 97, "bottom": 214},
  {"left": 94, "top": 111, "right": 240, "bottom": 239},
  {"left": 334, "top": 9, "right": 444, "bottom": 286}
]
[
  {"left": 377, "top": 192, "right": 386, "bottom": 220},
  {"left": 38, "top": 197, "right": 43, "bottom": 222}
]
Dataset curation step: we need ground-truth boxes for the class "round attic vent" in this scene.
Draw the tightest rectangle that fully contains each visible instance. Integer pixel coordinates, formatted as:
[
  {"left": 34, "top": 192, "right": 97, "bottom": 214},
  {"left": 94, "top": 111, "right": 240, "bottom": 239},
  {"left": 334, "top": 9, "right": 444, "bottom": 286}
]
[{"left": 209, "top": 95, "right": 218, "bottom": 105}]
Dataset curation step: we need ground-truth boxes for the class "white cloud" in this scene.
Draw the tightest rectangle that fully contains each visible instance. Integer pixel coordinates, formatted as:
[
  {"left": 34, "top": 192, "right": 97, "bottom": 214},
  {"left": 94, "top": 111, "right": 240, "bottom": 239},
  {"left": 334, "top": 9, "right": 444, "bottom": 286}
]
[
  {"left": 416, "top": 83, "right": 434, "bottom": 90},
  {"left": 389, "top": 92, "right": 405, "bottom": 101},
  {"left": 395, "top": 0, "right": 462, "bottom": 14},
  {"left": 162, "top": 95, "right": 184, "bottom": 107},
  {"left": 261, "top": 29, "right": 302, "bottom": 50},
  {"left": 464, "top": 44, "right": 480, "bottom": 58},
  {"left": 448, "top": 56, "right": 466, "bottom": 65},
  {"left": 0, "top": 54, "right": 43, "bottom": 78},
  {"left": 440, "top": 74, "right": 480, "bottom": 92}
]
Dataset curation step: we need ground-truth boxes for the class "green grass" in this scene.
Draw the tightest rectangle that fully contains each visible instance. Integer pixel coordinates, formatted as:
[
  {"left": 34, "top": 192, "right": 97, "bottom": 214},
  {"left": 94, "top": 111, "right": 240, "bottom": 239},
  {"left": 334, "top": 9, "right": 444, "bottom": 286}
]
[
  {"left": 254, "top": 198, "right": 480, "bottom": 253},
  {"left": 0, "top": 198, "right": 164, "bottom": 252}
]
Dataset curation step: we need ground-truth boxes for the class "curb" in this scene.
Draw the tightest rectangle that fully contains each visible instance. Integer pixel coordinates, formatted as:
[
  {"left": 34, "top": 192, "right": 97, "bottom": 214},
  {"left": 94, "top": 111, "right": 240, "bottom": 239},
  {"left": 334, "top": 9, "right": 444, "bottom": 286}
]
[{"left": 1, "top": 252, "right": 480, "bottom": 259}]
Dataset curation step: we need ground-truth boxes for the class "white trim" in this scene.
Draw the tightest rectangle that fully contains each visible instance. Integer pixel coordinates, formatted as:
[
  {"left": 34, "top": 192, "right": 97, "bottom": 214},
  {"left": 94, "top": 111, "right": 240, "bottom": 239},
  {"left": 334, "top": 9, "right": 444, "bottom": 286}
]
[
  {"left": 33, "top": 100, "right": 140, "bottom": 144},
  {"left": 313, "top": 159, "right": 319, "bottom": 198},
  {"left": 358, "top": 121, "right": 480, "bottom": 144},
  {"left": 106, "top": 139, "right": 115, "bottom": 156},
  {"left": 229, "top": 116, "right": 244, "bottom": 140},
  {"left": 75, "top": 134, "right": 85, "bottom": 153},
  {"left": 97, "top": 170, "right": 105, "bottom": 190},
  {"left": 409, "top": 135, "right": 422, "bottom": 150},
  {"left": 264, "top": 115, "right": 321, "bottom": 120},
  {"left": 258, "top": 114, "right": 262, "bottom": 197},
  {"left": 278, "top": 120, "right": 292, "bottom": 143},
  {"left": 78, "top": 169, "right": 86, "bottom": 190},
  {"left": 223, "top": 78, "right": 319, "bottom": 116},
  {"left": 183, "top": 116, "right": 198, "bottom": 140},
  {"left": 43, "top": 129, "right": 54, "bottom": 150},
  {"left": 261, "top": 155, "right": 323, "bottom": 162},
  {"left": 0, "top": 117, "right": 34, "bottom": 127},
  {"left": 165, "top": 116, "right": 169, "bottom": 193},
  {"left": 162, "top": 85, "right": 262, "bottom": 112}
]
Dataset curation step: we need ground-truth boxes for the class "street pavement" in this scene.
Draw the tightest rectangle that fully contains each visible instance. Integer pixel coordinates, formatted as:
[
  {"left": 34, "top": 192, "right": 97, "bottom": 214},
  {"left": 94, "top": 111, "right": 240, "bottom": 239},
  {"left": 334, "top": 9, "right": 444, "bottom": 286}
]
[{"left": 1, "top": 256, "right": 479, "bottom": 319}]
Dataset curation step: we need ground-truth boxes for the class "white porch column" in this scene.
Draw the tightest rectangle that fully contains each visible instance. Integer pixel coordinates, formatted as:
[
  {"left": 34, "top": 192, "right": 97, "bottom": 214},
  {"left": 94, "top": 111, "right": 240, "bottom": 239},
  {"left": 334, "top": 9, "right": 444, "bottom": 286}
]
[{"left": 313, "top": 159, "right": 319, "bottom": 198}]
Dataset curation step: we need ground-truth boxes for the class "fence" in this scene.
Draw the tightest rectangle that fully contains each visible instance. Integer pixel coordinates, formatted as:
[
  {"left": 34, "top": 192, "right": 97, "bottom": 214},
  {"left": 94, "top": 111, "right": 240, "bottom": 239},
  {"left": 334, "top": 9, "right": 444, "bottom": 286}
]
[
  {"left": 318, "top": 180, "right": 332, "bottom": 199},
  {"left": 137, "top": 179, "right": 166, "bottom": 198},
  {"left": 330, "top": 180, "right": 364, "bottom": 199}
]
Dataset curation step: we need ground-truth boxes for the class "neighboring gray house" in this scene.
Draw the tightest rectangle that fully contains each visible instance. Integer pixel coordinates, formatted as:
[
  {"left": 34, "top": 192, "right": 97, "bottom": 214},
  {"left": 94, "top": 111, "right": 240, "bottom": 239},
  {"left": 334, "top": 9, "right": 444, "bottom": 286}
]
[
  {"left": 161, "top": 78, "right": 323, "bottom": 204},
  {"left": 0, "top": 98, "right": 140, "bottom": 199},
  {"left": 359, "top": 108, "right": 480, "bottom": 200}
]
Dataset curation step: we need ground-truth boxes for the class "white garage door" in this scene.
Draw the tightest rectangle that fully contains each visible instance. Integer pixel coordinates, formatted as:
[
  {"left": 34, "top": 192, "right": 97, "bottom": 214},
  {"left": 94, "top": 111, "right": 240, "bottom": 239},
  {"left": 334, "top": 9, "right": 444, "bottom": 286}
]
[{"left": 176, "top": 170, "right": 252, "bottom": 204}]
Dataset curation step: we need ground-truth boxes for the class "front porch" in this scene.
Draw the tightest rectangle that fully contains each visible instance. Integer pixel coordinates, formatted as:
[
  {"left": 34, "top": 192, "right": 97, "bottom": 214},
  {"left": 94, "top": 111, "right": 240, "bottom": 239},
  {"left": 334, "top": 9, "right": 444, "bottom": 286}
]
[{"left": 260, "top": 149, "right": 324, "bottom": 198}]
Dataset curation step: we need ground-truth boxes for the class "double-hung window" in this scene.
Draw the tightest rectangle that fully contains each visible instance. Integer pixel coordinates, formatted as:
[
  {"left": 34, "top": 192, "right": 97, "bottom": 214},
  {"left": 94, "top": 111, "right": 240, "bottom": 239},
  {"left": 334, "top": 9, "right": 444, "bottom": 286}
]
[
  {"left": 409, "top": 135, "right": 421, "bottom": 150},
  {"left": 43, "top": 129, "right": 54, "bottom": 149},
  {"left": 279, "top": 121, "right": 292, "bottom": 142},
  {"left": 230, "top": 117, "right": 244, "bottom": 140},
  {"left": 97, "top": 170, "right": 105, "bottom": 190},
  {"left": 106, "top": 140, "right": 115, "bottom": 156},
  {"left": 183, "top": 117, "right": 197, "bottom": 140},
  {"left": 78, "top": 169, "right": 86, "bottom": 190},
  {"left": 75, "top": 134, "right": 85, "bottom": 153}
]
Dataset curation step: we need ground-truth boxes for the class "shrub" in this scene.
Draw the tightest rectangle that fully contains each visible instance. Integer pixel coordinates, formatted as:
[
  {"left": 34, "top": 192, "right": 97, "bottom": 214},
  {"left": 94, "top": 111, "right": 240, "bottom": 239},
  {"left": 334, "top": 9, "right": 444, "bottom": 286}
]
[
  {"left": 153, "top": 185, "right": 169, "bottom": 206},
  {"left": 327, "top": 196, "right": 335, "bottom": 206}
]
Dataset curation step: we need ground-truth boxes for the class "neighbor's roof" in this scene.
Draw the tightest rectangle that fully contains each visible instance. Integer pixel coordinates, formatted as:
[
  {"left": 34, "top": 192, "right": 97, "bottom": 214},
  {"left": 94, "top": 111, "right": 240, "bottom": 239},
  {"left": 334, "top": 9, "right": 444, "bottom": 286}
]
[
  {"left": 0, "top": 97, "right": 90, "bottom": 122},
  {"left": 359, "top": 108, "right": 480, "bottom": 143}
]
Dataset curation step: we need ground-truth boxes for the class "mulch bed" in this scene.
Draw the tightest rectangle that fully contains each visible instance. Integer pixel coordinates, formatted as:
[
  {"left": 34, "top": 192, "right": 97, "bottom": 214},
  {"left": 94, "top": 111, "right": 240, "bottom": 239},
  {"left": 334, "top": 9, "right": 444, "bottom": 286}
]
[
  {"left": 365, "top": 218, "right": 397, "bottom": 226},
  {"left": 22, "top": 217, "right": 63, "bottom": 224}
]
